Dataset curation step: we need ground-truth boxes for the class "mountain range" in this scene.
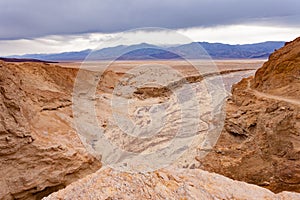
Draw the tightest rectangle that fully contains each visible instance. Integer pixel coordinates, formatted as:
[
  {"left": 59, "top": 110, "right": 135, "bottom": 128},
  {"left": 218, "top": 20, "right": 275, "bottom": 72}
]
[{"left": 9, "top": 41, "right": 285, "bottom": 61}]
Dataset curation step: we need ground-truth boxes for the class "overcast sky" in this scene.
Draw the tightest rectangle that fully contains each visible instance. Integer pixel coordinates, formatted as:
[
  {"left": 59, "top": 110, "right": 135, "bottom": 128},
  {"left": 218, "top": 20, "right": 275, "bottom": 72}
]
[{"left": 0, "top": 0, "right": 300, "bottom": 56}]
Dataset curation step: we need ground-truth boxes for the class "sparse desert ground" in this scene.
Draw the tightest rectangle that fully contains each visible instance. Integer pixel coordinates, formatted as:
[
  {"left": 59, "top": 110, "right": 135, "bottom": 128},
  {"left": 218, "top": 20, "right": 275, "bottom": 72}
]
[{"left": 58, "top": 59, "right": 265, "bottom": 72}]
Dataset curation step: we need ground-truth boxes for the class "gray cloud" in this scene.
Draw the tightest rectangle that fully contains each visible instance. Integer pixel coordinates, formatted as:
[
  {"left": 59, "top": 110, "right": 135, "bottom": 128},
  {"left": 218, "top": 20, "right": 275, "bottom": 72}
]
[{"left": 0, "top": 0, "right": 299, "bottom": 40}]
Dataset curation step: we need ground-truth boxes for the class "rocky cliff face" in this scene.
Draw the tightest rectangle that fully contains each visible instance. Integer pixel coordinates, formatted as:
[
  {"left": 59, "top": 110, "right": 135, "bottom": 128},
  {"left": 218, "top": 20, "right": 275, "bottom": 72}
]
[
  {"left": 199, "top": 37, "right": 300, "bottom": 193},
  {"left": 0, "top": 62, "right": 101, "bottom": 200},
  {"left": 44, "top": 167, "right": 300, "bottom": 200},
  {"left": 253, "top": 37, "right": 300, "bottom": 97}
]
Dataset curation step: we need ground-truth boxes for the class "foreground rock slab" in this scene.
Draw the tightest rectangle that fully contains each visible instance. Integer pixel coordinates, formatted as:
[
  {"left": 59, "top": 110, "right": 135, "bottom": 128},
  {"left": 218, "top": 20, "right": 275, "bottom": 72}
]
[{"left": 44, "top": 168, "right": 300, "bottom": 200}]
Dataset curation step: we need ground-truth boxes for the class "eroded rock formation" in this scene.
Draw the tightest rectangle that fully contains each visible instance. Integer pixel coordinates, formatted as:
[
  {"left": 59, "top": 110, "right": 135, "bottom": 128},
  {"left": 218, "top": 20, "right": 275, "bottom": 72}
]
[
  {"left": 199, "top": 37, "right": 300, "bottom": 193},
  {"left": 0, "top": 62, "right": 101, "bottom": 200}
]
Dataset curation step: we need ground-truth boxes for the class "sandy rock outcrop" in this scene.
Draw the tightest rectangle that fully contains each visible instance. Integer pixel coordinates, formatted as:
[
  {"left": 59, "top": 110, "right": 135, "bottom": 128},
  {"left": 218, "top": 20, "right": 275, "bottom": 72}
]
[
  {"left": 199, "top": 37, "right": 300, "bottom": 193},
  {"left": 44, "top": 167, "right": 300, "bottom": 200},
  {"left": 0, "top": 62, "right": 101, "bottom": 200}
]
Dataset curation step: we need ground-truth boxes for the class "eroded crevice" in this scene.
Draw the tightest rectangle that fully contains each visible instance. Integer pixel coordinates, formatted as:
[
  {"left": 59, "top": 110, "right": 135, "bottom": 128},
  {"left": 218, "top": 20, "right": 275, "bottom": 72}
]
[{"left": 41, "top": 103, "right": 72, "bottom": 111}]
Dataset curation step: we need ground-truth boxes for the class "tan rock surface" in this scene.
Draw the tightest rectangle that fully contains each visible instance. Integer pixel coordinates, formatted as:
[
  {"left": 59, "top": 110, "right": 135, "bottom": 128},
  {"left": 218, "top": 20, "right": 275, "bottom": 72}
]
[
  {"left": 44, "top": 167, "right": 300, "bottom": 200},
  {"left": 0, "top": 62, "right": 101, "bottom": 200},
  {"left": 199, "top": 37, "right": 300, "bottom": 193}
]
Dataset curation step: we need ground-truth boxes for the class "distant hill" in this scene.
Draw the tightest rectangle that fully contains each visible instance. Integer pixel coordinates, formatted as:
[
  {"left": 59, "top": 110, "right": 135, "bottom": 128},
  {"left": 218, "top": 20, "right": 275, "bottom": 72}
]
[
  {"left": 0, "top": 57, "right": 58, "bottom": 63},
  {"left": 117, "top": 48, "right": 181, "bottom": 60},
  {"left": 171, "top": 41, "right": 285, "bottom": 59},
  {"left": 9, "top": 49, "right": 92, "bottom": 61},
  {"left": 9, "top": 41, "right": 285, "bottom": 61}
]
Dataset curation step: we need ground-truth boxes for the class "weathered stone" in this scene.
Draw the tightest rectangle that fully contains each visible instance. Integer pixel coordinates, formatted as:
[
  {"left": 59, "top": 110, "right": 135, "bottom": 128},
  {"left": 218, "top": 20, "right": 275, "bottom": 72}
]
[
  {"left": 0, "top": 62, "right": 101, "bottom": 200},
  {"left": 44, "top": 168, "right": 300, "bottom": 200}
]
